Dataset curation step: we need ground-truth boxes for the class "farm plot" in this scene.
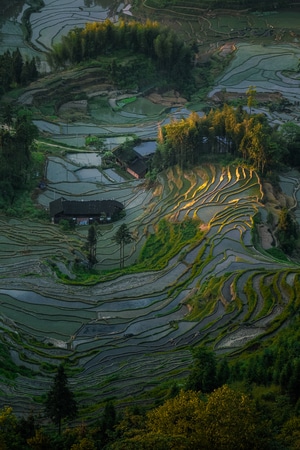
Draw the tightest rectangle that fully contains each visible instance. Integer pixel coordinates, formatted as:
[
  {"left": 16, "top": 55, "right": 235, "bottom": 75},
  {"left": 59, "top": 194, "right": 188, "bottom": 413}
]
[
  {"left": 3, "top": 0, "right": 300, "bottom": 416},
  {"left": 0, "top": 19, "right": 42, "bottom": 60},
  {"left": 139, "top": 6, "right": 300, "bottom": 53},
  {"left": 29, "top": 0, "right": 112, "bottom": 51},
  {"left": 1, "top": 162, "right": 300, "bottom": 416},
  {"left": 210, "top": 43, "right": 300, "bottom": 105}
]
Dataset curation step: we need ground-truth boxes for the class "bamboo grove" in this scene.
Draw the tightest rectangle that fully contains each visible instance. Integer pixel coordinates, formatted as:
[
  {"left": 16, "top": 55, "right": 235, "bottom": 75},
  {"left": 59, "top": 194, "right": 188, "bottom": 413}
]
[
  {"left": 46, "top": 19, "right": 192, "bottom": 86},
  {"left": 153, "top": 104, "right": 288, "bottom": 173}
]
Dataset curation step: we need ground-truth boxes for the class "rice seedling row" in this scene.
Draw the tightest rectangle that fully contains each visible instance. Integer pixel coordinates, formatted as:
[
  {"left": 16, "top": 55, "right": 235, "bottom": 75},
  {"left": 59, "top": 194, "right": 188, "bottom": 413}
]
[{"left": 2, "top": 143, "right": 300, "bottom": 412}]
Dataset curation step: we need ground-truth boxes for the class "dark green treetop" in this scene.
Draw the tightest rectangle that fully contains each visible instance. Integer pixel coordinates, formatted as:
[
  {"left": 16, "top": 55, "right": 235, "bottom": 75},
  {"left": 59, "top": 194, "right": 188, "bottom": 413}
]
[{"left": 45, "top": 364, "right": 78, "bottom": 434}]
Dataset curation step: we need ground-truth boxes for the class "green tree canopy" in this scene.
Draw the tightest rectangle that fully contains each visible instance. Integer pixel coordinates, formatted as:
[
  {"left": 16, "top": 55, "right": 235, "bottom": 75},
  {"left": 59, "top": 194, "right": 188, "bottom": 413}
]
[
  {"left": 45, "top": 364, "right": 78, "bottom": 434},
  {"left": 112, "top": 386, "right": 271, "bottom": 449},
  {"left": 112, "top": 223, "right": 134, "bottom": 268},
  {"left": 276, "top": 208, "right": 299, "bottom": 255},
  {"left": 0, "top": 111, "right": 38, "bottom": 205},
  {"left": 246, "top": 85, "right": 257, "bottom": 114},
  {"left": 185, "top": 346, "right": 218, "bottom": 393},
  {"left": 154, "top": 103, "right": 285, "bottom": 173},
  {"left": 87, "top": 224, "right": 98, "bottom": 265},
  {"left": 46, "top": 19, "right": 192, "bottom": 85}
]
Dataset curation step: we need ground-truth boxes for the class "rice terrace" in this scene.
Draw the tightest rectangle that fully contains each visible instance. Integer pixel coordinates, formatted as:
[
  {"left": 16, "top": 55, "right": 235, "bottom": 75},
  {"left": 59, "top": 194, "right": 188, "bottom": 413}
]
[{"left": 2, "top": 0, "right": 300, "bottom": 426}]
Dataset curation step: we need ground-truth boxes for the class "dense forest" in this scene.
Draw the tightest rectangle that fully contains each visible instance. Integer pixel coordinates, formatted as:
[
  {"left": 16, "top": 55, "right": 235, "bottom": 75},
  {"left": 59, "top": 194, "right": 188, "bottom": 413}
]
[
  {"left": 46, "top": 19, "right": 193, "bottom": 88},
  {"left": 0, "top": 49, "right": 38, "bottom": 95}
]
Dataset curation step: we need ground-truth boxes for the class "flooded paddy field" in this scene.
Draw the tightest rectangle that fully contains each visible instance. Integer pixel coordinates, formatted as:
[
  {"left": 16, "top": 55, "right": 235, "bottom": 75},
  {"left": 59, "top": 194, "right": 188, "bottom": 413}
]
[
  {"left": 1, "top": 159, "right": 300, "bottom": 416},
  {"left": 2, "top": 1, "right": 300, "bottom": 417}
]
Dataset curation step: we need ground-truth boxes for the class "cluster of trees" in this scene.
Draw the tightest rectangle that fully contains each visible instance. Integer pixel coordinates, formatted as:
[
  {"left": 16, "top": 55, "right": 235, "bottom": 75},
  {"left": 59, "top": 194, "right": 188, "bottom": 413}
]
[
  {"left": 112, "top": 386, "right": 269, "bottom": 449},
  {"left": 110, "top": 56, "right": 157, "bottom": 89},
  {"left": 0, "top": 364, "right": 120, "bottom": 449},
  {"left": 152, "top": 103, "right": 290, "bottom": 173},
  {"left": 280, "top": 121, "right": 300, "bottom": 167},
  {"left": 276, "top": 208, "right": 300, "bottom": 254},
  {"left": 186, "top": 338, "right": 300, "bottom": 408},
  {"left": 83, "top": 223, "right": 133, "bottom": 267},
  {"left": 86, "top": 224, "right": 98, "bottom": 265},
  {"left": 0, "top": 109, "right": 38, "bottom": 206},
  {"left": 0, "top": 389, "right": 278, "bottom": 449},
  {"left": 0, "top": 0, "right": 27, "bottom": 18},
  {"left": 46, "top": 19, "right": 192, "bottom": 85},
  {"left": 0, "top": 49, "right": 38, "bottom": 94},
  {"left": 3, "top": 333, "right": 300, "bottom": 450},
  {"left": 112, "top": 223, "right": 134, "bottom": 268}
]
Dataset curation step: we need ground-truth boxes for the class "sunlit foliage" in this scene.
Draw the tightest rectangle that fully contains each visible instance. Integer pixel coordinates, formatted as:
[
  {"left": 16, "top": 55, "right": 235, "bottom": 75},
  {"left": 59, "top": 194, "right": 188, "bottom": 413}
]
[
  {"left": 154, "top": 104, "right": 285, "bottom": 173},
  {"left": 46, "top": 20, "right": 192, "bottom": 85},
  {"left": 112, "top": 386, "right": 268, "bottom": 449}
]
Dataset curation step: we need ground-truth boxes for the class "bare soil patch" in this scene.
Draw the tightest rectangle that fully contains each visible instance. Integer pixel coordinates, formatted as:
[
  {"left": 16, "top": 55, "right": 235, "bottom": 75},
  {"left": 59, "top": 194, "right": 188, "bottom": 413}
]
[
  {"left": 219, "top": 43, "right": 236, "bottom": 57},
  {"left": 258, "top": 224, "right": 274, "bottom": 250},
  {"left": 263, "top": 181, "right": 293, "bottom": 210},
  {"left": 146, "top": 89, "right": 187, "bottom": 107},
  {"left": 258, "top": 181, "right": 294, "bottom": 249}
]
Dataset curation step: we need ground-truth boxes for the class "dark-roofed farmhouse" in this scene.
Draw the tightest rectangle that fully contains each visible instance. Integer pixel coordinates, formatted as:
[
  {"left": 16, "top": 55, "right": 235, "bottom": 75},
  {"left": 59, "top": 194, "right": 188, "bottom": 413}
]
[
  {"left": 114, "top": 146, "right": 147, "bottom": 179},
  {"left": 49, "top": 197, "right": 124, "bottom": 225}
]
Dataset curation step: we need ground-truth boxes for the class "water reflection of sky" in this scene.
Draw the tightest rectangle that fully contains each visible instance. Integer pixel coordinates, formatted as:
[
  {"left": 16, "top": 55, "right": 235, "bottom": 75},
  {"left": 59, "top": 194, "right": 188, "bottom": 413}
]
[
  {"left": 76, "top": 168, "right": 102, "bottom": 182},
  {"left": 1, "top": 0, "right": 113, "bottom": 60},
  {"left": 33, "top": 106, "right": 196, "bottom": 147},
  {"left": 30, "top": 0, "right": 112, "bottom": 51},
  {"left": 66, "top": 152, "right": 101, "bottom": 166},
  {"left": 103, "top": 169, "right": 127, "bottom": 183},
  {"left": 38, "top": 151, "right": 133, "bottom": 208}
]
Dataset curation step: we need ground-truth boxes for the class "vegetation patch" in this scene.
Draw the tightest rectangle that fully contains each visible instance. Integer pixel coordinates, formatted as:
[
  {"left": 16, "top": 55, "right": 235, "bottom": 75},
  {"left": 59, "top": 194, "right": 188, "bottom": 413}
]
[
  {"left": 138, "top": 217, "right": 204, "bottom": 269},
  {"left": 2, "top": 2, "right": 300, "bottom": 441}
]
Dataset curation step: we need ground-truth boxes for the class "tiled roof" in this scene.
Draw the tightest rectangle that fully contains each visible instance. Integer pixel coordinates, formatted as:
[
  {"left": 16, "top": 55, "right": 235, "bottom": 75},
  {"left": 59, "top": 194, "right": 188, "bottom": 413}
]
[
  {"left": 50, "top": 198, "right": 124, "bottom": 217},
  {"left": 128, "top": 157, "right": 147, "bottom": 177},
  {"left": 114, "top": 147, "right": 147, "bottom": 177}
]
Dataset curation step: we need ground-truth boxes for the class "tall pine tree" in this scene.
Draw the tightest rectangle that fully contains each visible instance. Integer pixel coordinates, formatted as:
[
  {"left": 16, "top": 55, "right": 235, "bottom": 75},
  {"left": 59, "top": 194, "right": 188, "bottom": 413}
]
[{"left": 45, "top": 364, "right": 77, "bottom": 434}]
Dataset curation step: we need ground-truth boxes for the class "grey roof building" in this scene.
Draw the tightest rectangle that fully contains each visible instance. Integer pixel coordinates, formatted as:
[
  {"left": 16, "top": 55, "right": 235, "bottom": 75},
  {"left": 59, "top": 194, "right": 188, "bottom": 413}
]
[{"left": 49, "top": 197, "right": 124, "bottom": 224}]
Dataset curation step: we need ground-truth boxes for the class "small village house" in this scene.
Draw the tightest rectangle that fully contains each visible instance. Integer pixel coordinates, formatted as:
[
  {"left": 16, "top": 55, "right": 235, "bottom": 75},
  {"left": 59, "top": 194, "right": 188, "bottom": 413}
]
[{"left": 49, "top": 197, "right": 124, "bottom": 224}]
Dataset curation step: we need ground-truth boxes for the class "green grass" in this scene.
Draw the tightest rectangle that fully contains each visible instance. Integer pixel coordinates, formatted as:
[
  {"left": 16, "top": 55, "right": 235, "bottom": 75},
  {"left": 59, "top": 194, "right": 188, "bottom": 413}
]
[
  {"left": 188, "top": 275, "right": 227, "bottom": 320},
  {"left": 116, "top": 97, "right": 137, "bottom": 108},
  {"left": 1, "top": 191, "right": 49, "bottom": 221},
  {"left": 243, "top": 275, "right": 259, "bottom": 321},
  {"left": 0, "top": 339, "right": 36, "bottom": 380},
  {"left": 138, "top": 217, "right": 204, "bottom": 269},
  {"left": 255, "top": 276, "right": 274, "bottom": 320},
  {"left": 265, "top": 247, "right": 289, "bottom": 262}
]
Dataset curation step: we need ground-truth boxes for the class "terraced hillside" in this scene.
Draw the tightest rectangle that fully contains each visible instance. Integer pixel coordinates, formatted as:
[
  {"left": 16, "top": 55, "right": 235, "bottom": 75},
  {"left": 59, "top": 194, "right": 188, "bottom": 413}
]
[
  {"left": 137, "top": 2, "right": 300, "bottom": 52},
  {"left": 1, "top": 162, "right": 299, "bottom": 418},
  {"left": 2, "top": 0, "right": 300, "bottom": 422}
]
